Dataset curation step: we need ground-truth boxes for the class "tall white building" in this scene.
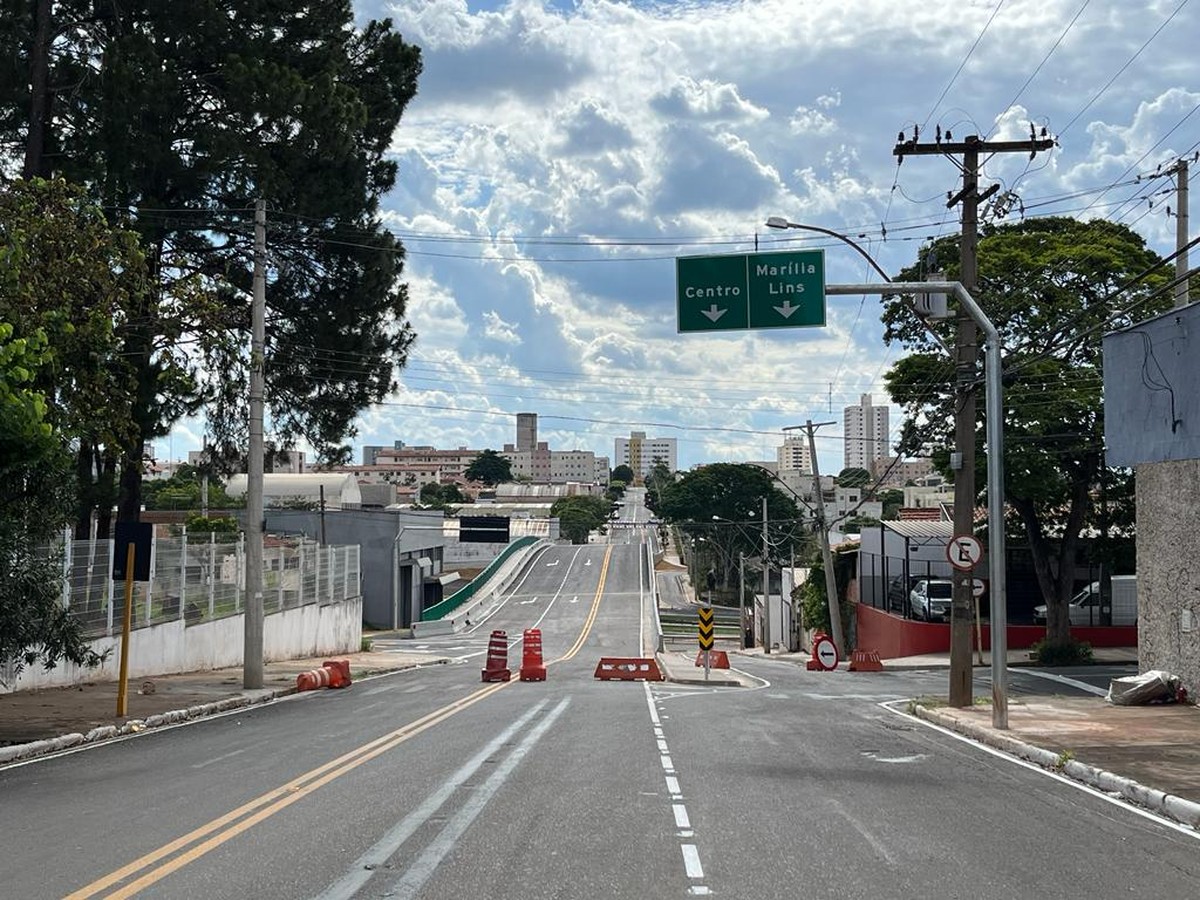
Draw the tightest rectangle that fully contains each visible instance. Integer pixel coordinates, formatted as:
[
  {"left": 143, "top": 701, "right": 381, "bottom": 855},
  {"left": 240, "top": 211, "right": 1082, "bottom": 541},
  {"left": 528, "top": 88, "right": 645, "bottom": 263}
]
[
  {"left": 615, "top": 431, "right": 677, "bottom": 480},
  {"left": 777, "top": 433, "right": 813, "bottom": 476},
  {"left": 843, "top": 393, "right": 889, "bottom": 471}
]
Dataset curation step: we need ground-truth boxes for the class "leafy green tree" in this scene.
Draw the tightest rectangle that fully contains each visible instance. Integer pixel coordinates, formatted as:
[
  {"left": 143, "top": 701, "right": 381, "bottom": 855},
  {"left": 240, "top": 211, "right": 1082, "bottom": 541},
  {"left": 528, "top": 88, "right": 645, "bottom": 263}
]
[
  {"left": 655, "top": 463, "right": 803, "bottom": 588},
  {"left": 606, "top": 480, "right": 627, "bottom": 503},
  {"left": 465, "top": 450, "right": 512, "bottom": 486},
  {"left": 417, "top": 482, "right": 467, "bottom": 512},
  {"left": 611, "top": 464, "right": 635, "bottom": 485},
  {"left": 184, "top": 514, "right": 240, "bottom": 534},
  {"left": 643, "top": 460, "right": 674, "bottom": 512},
  {"left": 881, "top": 217, "right": 1170, "bottom": 648},
  {"left": 143, "top": 465, "right": 237, "bottom": 511},
  {"left": 0, "top": 178, "right": 154, "bottom": 537},
  {"left": 551, "top": 494, "right": 613, "bottom": 544},
  {"left": 877, "top": 489, "right": 904, "bottom": 520},
  {"left": 0, "top": 322, "right": 103, "bottom": 676},
  {"left": 836, "top": 467, "right": 871, "bottom": 489},
  {"left": 0, "top": 1, "right": 424, "bottom": 524}
]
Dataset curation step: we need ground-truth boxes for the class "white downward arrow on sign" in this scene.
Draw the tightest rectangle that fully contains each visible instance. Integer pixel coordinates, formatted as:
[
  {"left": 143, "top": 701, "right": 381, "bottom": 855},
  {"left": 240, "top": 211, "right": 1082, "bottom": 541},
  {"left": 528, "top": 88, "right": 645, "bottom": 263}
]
[
  {"left": 773, "top": 300, "right": 799, "bottom": 318},
  {"left": 701, "top": 305, "right": 727, "bottom": 322}
]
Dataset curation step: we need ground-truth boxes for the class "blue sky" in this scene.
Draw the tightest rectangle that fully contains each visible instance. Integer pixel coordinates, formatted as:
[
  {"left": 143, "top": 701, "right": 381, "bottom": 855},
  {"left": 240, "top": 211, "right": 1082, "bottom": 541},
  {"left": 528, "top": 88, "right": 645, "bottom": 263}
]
[{"left": 168, "top": 0, "right": 1200, "bottom": 476}]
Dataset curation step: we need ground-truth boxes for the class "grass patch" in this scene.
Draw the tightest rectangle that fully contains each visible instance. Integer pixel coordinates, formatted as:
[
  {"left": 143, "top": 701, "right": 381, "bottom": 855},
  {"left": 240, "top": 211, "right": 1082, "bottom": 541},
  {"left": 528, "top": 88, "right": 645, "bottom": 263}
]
[
  {"left": 360, "top": 636, "right": 374, "bottom": 652},
  {"left": 1054, "top": 749, "right": 1076, "bottom": 770}
]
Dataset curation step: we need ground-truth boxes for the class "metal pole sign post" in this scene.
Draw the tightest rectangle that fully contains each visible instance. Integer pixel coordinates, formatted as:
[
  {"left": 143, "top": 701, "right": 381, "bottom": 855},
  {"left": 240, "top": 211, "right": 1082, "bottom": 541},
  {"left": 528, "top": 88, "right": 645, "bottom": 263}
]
[
  {"left": 698, "top": 606, "right": 715, "bottom": 680},
  {"left": 112, "top": 522, "right": 152, "bottom": 717}
]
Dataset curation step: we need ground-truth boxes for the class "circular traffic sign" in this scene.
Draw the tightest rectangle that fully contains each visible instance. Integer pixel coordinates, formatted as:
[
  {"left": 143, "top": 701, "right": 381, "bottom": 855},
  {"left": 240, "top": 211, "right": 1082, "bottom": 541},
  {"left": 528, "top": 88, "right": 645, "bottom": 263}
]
[
  {"left": 946, "top": 534, "right": 983, "bottom": 571},
  {"left": 814, "top": 635, "right": 839, "bottom": 671},
  {"left": 971, "top": 577, "right": 987, "bottom": 598}
]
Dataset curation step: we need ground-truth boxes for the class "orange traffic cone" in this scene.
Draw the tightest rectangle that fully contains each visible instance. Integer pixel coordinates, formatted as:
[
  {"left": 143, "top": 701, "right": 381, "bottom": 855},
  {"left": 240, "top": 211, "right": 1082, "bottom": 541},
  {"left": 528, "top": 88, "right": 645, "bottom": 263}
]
[
  {"left": 519, "top": 628, "right": 546, "bottom": 681},
  {"left": 482, "top": 630, "right": 512, "bottom": 682}
]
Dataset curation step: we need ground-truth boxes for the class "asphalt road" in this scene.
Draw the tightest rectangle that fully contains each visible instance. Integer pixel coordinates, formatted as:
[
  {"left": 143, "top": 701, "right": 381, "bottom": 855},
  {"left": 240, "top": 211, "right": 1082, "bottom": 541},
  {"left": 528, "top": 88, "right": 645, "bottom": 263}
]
[{"left": 2, "top": 535, "right": 1197, "bottom": 899}]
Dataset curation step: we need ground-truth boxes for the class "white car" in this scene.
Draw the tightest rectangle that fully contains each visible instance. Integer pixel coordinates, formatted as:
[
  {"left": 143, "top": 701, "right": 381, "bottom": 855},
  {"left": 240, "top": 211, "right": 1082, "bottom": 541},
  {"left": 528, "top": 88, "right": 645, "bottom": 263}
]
[
  {"left": 1033, "top": 582, "right": 1100, "bottom": 626},
  {"left": 909, "top": 579, "right": 952, "bottom": 621}
]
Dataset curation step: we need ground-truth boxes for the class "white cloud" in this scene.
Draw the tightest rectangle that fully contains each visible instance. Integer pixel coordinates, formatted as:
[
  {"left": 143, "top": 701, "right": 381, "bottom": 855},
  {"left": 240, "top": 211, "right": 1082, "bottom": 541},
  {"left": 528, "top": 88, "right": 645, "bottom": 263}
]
[
  {"left": 483, "top": 309, "right": 523, "bottom": 344},
  {"left": 165, "top": 0, "right": 1200, "bottom": 475}
]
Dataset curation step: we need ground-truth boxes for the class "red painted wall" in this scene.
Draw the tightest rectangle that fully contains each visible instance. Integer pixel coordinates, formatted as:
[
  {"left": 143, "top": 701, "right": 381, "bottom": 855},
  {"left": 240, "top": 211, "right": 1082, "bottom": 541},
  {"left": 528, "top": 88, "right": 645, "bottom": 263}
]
[{"left": 855, "top": 604, "right": 1137, "bottom": 659}]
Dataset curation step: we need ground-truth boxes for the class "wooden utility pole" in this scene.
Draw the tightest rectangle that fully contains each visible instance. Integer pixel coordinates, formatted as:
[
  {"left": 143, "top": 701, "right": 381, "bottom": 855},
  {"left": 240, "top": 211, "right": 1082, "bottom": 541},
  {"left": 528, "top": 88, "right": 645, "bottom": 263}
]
[{"left": 894, "top": 129, "right": 1054, "bottom": 707}]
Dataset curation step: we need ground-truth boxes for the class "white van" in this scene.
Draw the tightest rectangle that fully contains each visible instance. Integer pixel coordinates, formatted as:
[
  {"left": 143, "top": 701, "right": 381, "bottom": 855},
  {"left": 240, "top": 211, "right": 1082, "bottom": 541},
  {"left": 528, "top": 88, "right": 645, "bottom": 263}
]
[{"left": 1033, "top": 578, "right": 1137, "bottom": 626}]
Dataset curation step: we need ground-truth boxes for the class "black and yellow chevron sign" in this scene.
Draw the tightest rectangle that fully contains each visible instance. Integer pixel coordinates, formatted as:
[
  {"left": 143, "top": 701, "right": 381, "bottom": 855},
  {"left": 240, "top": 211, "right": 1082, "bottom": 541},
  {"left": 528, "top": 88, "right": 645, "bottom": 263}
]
[{"left": 697, "top": 606, "right": 715, "bottom": 651}]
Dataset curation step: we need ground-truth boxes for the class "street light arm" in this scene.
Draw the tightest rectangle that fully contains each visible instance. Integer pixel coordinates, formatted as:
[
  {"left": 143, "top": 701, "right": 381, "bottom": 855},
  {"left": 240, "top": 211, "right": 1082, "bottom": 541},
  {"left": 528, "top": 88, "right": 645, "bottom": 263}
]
[{"left": 765, "top": 217, "right": 892, "bottom": 283}]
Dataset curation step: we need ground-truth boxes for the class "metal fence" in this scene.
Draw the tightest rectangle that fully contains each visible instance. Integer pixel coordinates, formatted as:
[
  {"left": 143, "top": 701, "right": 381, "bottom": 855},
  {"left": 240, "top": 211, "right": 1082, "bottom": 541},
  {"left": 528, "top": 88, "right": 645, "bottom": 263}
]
[{"left": 51, "top": 529, "right": 361, "bottom": 638}]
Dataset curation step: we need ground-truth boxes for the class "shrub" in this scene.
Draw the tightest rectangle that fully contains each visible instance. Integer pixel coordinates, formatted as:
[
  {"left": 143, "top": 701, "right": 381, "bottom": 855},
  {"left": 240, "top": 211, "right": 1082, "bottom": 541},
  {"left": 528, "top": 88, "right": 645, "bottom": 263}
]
[{"left": 1032, "top": 637, "right": 1093, "bottom": 667}]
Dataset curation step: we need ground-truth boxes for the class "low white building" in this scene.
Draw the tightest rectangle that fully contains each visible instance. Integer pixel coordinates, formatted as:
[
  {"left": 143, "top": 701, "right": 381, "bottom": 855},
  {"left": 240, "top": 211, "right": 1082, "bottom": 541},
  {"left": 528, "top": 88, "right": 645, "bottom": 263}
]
[{"left": 226, "top": 473, "right": 362, "bottom": 509}]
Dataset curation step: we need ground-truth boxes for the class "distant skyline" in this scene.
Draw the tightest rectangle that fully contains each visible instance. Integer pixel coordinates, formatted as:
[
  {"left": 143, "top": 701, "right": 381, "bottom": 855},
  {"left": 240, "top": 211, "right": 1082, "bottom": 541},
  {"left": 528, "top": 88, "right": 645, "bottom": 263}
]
[{"left": 167, "top": 0, "right": 1200, "bottom": 477}]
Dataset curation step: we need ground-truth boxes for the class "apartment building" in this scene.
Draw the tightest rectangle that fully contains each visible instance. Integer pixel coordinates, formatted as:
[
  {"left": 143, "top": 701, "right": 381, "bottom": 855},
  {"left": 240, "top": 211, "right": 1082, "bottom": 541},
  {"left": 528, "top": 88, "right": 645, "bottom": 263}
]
[
  {"left": 777, "top": 433, "right": 813, "bottom": 476},
  {"left": 615, "top": 431, "right": 677, "bottom": 480},
  {"left": 843, "top": 393, "right": 889, "bottom": 471}
]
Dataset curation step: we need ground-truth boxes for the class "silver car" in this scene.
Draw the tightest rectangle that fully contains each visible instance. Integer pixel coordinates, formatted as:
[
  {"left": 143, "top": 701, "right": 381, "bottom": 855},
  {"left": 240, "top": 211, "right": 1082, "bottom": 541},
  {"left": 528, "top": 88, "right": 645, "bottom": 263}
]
[{"left": 910, "top": 579, "right": 953, "bottom": 621}]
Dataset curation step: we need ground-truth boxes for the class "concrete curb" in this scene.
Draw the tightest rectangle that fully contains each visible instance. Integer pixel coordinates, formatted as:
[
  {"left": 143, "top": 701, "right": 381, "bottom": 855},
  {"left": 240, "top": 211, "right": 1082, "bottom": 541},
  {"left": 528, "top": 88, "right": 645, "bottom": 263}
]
[
  {"left": 0, "top": 661, "right": 435, "bottom": 766},
  {"left": 914, "top": 705, "right": 1200, "bottom": 831},
  {"left": 0, "top": 691, "right": 286, "bottom": 766}
]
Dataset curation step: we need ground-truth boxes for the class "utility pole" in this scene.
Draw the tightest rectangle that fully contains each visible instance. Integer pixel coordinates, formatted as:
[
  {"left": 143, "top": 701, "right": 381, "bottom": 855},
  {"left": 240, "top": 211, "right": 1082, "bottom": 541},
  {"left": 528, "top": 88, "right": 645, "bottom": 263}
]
[
  {"left": 895, "top": 128, "right": 1053, "bottom": 707},
  {"left": 244, "top": 199, "right": 266, "bottom": 690},
  {"left": 803, "top": 420, "right": 844, "bottom": 654},
  {"left": 1175, "top": 158, "right": 1191, "bottom": 308},
  {"left": 739, "top": 552, "right": 748, "bottom": 649},
  {"left": 761, "top": 496, "right": 771, "bottom": 654}
]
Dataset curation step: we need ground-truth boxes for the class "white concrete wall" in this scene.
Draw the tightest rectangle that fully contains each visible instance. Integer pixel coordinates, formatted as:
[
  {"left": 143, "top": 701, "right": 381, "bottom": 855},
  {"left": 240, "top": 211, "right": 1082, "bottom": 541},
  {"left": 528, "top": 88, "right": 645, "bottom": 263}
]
[{"left": 4, "top": 599, "right": 362, "bottom": 693}]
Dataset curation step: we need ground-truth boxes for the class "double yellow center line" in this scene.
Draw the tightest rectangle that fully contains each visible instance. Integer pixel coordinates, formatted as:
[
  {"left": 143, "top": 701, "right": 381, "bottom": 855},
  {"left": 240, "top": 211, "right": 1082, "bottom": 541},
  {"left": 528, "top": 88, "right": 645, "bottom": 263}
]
[{"left": 70, "top": 545, "right": 613, "bottom": 898}]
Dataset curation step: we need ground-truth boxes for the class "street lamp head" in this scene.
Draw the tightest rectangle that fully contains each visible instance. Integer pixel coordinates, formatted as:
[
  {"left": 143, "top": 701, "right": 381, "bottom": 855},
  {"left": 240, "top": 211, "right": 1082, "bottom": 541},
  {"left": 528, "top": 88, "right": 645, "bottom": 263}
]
[{"left": 764, "top": 216, "right": 790, "bottom": 229}]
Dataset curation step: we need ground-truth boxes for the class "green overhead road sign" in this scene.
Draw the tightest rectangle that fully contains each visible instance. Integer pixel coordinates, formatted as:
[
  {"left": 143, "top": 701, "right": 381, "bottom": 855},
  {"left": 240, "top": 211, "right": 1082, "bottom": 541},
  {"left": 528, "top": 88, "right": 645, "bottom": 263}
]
[{"left": 676, "top": 249, "right": 825, "bottom": 333}]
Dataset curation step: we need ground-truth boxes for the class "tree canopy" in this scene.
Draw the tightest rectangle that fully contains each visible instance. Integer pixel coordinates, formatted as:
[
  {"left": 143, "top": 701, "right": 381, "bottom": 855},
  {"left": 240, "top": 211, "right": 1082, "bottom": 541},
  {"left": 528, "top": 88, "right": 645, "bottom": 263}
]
[
  {"left": 654, "top": 463, "right": 804, "bottom": 588},
  {"left": 835, "top": 467, "right": 871, "bottom": 489},
  {"left": 0, "top": 322, "right": 103, "bottom": 676},
  {"left": 611, "top": 464, "right": 635, "bottom": 485},
  {"left": 0, "top": 1, "right": 424, "bottom": 528},
  {"left": 881, "top": 216, "right": 1171, "bottom": 645},
  {"left": 465, "top": 450, "right": 512, "bottom": 486},
  {"left": 551, "top": 494, "right": 612, "bottom": 544}
]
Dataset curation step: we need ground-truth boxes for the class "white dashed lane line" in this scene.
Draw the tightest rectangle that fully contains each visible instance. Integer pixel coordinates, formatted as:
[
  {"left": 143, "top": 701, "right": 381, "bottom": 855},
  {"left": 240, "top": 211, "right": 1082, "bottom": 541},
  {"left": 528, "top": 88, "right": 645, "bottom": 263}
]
[{"left": 644, "top": 681, "right": 710, "bottom": 895}]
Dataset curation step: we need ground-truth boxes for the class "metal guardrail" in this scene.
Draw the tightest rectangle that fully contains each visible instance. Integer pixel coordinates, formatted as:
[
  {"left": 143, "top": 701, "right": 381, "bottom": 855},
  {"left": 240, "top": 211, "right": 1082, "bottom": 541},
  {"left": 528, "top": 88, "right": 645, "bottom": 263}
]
[{"left": 421, "top": 536, "right": 540, "bottom": 621}]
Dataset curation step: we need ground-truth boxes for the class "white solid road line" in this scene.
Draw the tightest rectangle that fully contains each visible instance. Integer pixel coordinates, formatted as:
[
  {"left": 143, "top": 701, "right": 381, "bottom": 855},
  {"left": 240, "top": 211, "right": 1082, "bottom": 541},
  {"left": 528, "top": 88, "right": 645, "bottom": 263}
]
[
  {"left": 384, "top": 698, "right": 571, "bottom": 900},
  {"left": 311, "top": 700, "right": 551, "bottom": 900},
  {"left": 879, "top": 699, "right": 1200, "bottom": 841}
]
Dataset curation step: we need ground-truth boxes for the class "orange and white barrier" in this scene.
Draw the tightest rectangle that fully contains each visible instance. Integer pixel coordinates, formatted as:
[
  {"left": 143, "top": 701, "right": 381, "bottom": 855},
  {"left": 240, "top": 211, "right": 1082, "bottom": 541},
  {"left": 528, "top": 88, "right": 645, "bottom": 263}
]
[
  {"left": 848, "top": 648, "right": 885, "bottom": 672},
  {"left": 296, "top": 660, "right": 351, "bottom": 692},
  {"left": 593, "top": 657, "right": 664, "bottom": 682},
  {"left": 519, "top": 629, "right": 546, "bottom": 682},
  {"left": 482, "top": 630, "right": 512, "bottom": 682}
]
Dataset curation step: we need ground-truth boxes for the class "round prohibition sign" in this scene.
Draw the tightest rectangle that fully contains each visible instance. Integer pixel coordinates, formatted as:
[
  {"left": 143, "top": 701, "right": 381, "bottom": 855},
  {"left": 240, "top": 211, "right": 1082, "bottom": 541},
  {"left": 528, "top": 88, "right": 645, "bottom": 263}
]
[
  {"left": 814, "top": 635, "right": 839, "bottom": 671},
  {"left": 947, "top": 534, "right": 983, "bottom": 571}
]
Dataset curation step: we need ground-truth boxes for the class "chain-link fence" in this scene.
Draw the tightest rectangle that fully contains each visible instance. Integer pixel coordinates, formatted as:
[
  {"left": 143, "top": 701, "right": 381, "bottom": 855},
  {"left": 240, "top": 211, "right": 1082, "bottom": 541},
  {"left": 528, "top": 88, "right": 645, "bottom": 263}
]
[{"left": 51, "top": 529, "right": 360, "bottom": 638}]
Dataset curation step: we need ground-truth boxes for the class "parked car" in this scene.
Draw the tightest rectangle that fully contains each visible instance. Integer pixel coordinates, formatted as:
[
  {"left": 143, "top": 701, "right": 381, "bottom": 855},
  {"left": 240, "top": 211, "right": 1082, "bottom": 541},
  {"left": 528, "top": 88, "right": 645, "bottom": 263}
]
[
  {"left": 910, "top": 579, "right": 953, "bottom": 621},
  {"left": 886, "top": 576, "right": 911, "bottom": 612},
  {"left": 1033, "top": 579, "right": 1137, "bottom": 626}
]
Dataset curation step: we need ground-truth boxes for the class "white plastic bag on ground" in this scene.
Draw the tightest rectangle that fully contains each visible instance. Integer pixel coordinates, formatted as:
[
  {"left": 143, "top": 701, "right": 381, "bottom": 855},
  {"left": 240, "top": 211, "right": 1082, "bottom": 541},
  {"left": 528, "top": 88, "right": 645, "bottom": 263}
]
[{"left": 1106, "top": 670, "right": 1182, "bottom": 705}]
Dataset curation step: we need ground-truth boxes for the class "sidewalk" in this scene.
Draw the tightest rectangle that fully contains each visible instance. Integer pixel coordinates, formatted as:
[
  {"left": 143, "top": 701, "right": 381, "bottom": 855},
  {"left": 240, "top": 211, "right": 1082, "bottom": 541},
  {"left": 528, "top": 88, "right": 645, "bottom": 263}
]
[{"left": 0, "top": 643, "right": 446, "bottom": 764}]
